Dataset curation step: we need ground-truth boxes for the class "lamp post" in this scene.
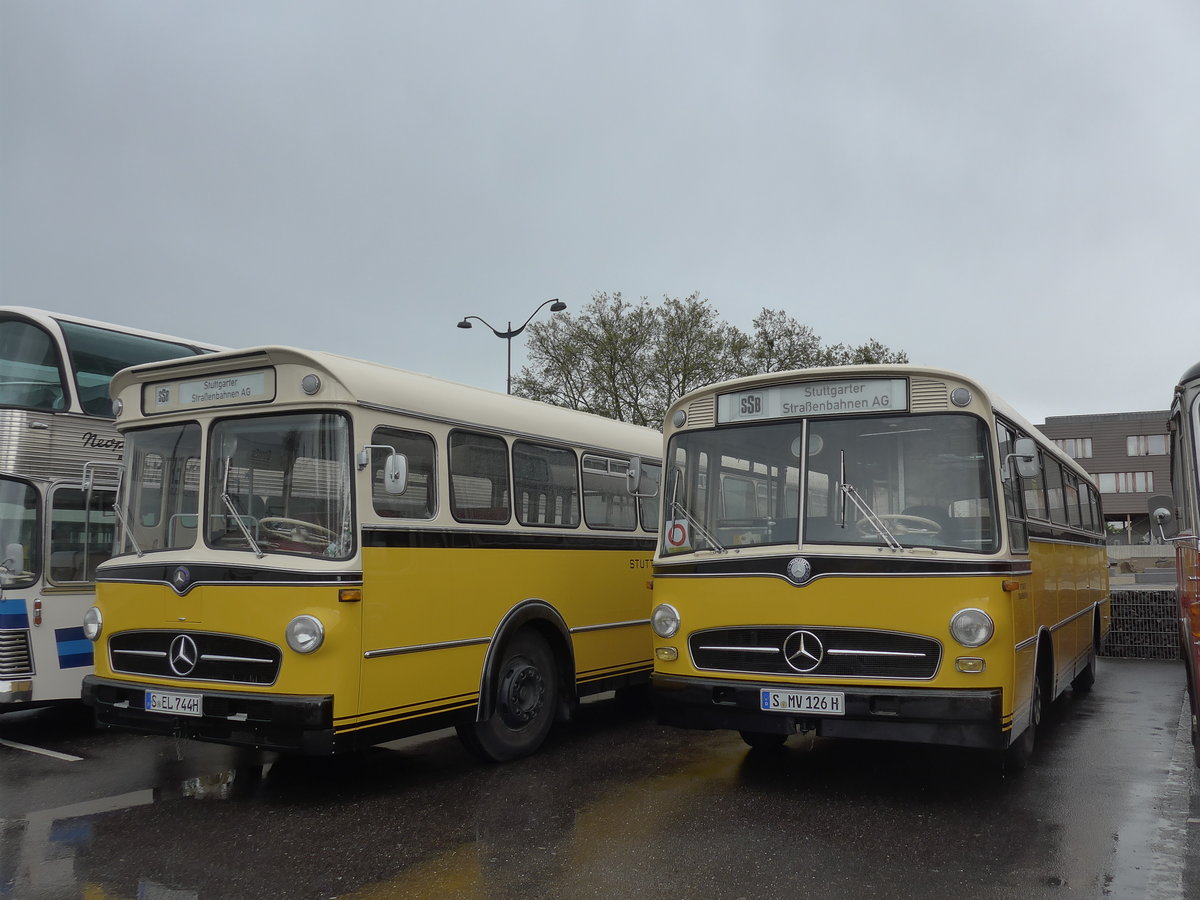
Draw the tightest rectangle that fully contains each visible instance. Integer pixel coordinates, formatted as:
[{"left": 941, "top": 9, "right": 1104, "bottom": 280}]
[{"left": 456, "top": 299, "right": 567, "bottom": 394}]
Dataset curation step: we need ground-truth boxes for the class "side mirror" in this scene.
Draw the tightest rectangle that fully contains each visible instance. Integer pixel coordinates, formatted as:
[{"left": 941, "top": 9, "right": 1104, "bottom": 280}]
[
  {"left": 626, "top": 457, "right": 659, "bottom": 499},
  {"left": 1148, "top": 495, "right": 1177, "bottom": 540},
  {"left": 383, "top": 454, "right": 408, "bottom": 495},
  {"left": 1010, "top": 437, "right": 1040, "bottom": 480}
]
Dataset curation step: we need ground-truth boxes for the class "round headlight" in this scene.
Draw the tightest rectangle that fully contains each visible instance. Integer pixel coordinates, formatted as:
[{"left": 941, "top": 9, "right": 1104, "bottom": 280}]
[
  {"left": 950, "top": 608, "right": 994, "bottom": 648},
  {"left": 651, "top": 603, "right": 680, "bottom": 638},
  {"left": 285, "top": 615, "right": 325, "bottom": 653},
  {"left": 83, "top": 606, "right": 103, "bottom": 641}
]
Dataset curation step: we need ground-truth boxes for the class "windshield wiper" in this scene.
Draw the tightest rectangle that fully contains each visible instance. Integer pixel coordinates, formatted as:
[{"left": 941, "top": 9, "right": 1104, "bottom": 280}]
[
  {"left": 838, "top": 450, "right": 903, "bottom": 551},
  {"left": 670, "top": 498, "right": 726, "bottom": 553},
  {"left": 221, "top": 456, "right": 264, "bottom": 559}
]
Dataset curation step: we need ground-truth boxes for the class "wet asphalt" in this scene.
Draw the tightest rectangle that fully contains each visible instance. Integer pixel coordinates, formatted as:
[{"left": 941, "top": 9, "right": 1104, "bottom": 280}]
[{"left": 2, "top": 657, "right": 1198, "bottom": 899}]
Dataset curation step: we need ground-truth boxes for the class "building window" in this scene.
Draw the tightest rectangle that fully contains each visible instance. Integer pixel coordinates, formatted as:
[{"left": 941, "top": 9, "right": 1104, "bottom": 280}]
[
  {"left": 1053, "top": 438, "right": 1092, "bottom": 459},
  {"left": 1126, "top": 434, "right": 1167, "bottom": 456},
  {"left": 1096, "top": 471, "right": 1154, "bottom": 494}
]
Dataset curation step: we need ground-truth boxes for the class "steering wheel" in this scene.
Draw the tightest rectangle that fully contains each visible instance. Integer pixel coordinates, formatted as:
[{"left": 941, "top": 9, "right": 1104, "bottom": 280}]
[
  {"left": 259, "top": 517, "right": 337, "bottom": 547},
  {"left": 854, "top": 514, "right": 943, "bottom": 536}
]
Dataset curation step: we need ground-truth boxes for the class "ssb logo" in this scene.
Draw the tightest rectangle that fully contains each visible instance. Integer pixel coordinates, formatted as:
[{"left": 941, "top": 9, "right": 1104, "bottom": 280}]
[{"left": 156, "top": 387, "right": 171, "bottom": 405}]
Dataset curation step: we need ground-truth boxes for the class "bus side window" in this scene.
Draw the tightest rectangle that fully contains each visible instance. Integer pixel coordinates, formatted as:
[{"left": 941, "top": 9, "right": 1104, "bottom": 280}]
[
  {"left": 638, "top": 461, "right": 662, "bottom": 532},
  {"left": 996, "top": 421, "right": 1029, "bottom": 552},
  {"left": 449, "top": 431, "right": 511, "bottom": 524},
  {"left": 372, "top": 426, "right": 436, "bottom": 519},
  {"left": 513, "top": 441, "right": 579, "bottom": 528},
  {"left": 582, "top": 454, "right": 636, "bottom": 531}
]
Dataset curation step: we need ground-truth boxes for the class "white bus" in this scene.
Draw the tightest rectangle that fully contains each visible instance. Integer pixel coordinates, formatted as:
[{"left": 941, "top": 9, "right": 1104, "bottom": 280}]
[{"left": 0, "top": 307, "right": 218, "bottom": 709}]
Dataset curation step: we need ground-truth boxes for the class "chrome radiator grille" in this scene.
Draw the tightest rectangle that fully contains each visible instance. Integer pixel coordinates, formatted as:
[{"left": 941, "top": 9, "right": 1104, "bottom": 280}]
[
  {"left": 109, "top": 631, "right": 282, "bottom": 685},
  {"left": 689, "top": 626, "right": 942, "bottom": 680},
  {"left": 0, "top": 630, "right": 34, "bottom": 678}
]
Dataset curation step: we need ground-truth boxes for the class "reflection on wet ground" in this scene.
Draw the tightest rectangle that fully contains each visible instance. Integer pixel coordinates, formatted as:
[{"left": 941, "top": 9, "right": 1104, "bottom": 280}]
[{"left": 3, "top": 662, "right": 1198, "bottom": 899}]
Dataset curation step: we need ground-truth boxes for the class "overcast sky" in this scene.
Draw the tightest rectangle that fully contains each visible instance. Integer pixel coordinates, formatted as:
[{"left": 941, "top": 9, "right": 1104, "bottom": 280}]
[{"left": 2, "top": 2, "right": 1197, "bottom": 424}]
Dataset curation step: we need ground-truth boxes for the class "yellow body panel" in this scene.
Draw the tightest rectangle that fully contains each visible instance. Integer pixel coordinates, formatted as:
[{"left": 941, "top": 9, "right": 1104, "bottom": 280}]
[
  {"left": 358, "top": 546, "right": 653, "bottom": 727},
  {"left": 94, "top": 581, "right": 363, "bottom": 709}
]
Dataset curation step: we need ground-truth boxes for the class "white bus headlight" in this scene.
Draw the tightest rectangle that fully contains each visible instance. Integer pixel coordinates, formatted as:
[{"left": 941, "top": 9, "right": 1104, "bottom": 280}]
[
  {"left": 950, "top": 608, "right": 994, "bottom": 648},
  {"left": 285, "top": 615, "right": 325, "bottom": 653},
  {"left": 651, "top": 603, "right": 680, "bottom": 638},
  {"left": 83, "top": 606, "right": 103, "bottom": 641}
]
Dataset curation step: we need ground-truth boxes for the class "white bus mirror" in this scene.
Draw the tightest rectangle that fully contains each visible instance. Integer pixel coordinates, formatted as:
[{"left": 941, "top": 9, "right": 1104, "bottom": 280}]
[
  {"left": 626, "top": 457, "right": 659, "bottom": 498},
  {"left": 383, "top": 453, "right": 408, "bottom": 495},
  {"left": 1148, "top": 495, "right": 1177, "bottom": 540},
  {"left": 1009, "top": 437, "right": 1039, "bottom": 480}
]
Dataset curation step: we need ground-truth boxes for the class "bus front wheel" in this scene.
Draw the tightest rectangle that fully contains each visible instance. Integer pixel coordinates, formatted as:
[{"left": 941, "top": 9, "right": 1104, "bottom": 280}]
[
  {"left": 1002, "top": 666, "right": 1044, "bottom": 772},
  {"left": 457, "top": 630, "right": 559, "bottom": 763}
]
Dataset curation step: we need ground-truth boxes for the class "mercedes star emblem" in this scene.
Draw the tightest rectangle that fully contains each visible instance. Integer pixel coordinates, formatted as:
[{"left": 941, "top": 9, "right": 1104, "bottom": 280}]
[
  {"left": 168, "top": 633, "right": 199, "bottom": 676},
  {"left": 782, "top": 630, "right": 824, "bottom": 673}
]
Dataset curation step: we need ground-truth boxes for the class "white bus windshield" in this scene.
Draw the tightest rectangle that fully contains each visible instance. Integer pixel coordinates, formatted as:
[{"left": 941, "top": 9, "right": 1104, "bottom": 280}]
[{"left": 664, "top": 414, "right": 998, "bottom": 554}]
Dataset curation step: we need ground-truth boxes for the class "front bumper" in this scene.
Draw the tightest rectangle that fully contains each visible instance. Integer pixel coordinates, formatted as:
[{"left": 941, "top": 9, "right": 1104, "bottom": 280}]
[
  {"left": 653, "top": 673, "right": 1005, "bottom": 750},
  {"left": 82, "top": 674, "right": 336, "bottom": 755}
]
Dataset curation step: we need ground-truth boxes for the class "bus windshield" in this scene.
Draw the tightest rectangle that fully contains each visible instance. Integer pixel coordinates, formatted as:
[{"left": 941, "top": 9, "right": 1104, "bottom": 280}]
[
  {"left": 0, "top": 477, "right": 41, "bottom": 588},
  {"left": 58, "top": 320, "right": 206, "bottom": 417},
  {"left": 0, "top": 319, "right": 67, "bottom": 411},
  {"left": 665, "top": 413, "right": 998, "bottom": 554},
  {"left": 205, "top": 413, "right": 353, "bottom": 559}
]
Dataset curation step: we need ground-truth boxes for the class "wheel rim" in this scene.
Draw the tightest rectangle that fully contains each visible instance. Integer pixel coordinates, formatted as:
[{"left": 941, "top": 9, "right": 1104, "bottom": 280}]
[{"left": 498, "top": 657, "right": 544, "bottom": 728}]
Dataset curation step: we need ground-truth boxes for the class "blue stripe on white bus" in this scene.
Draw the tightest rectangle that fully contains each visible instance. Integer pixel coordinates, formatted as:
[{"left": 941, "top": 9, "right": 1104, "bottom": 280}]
[{"left": 0, "top": 596, "right": 30, "bottom": 629}]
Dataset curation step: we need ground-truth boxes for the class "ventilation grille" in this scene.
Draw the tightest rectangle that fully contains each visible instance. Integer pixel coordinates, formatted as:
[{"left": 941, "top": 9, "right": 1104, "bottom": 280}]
[
  {"left": 910, "top": 379, "right": 948, "bottom": 411},
  {"left": 0, "top": 630, "right": 34, "bottom": 678},
  {"left": 684, "top": 397, "right": 715, "bottom": 428}
]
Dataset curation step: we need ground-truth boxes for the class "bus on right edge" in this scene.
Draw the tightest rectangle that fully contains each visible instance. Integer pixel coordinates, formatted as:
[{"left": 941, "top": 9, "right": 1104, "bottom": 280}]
[
  {"left": 649, "top": 365, "right": 1110, "bottom": 770},
  {"left": 1162, "top": 360, "right": 1200, "bottom": 766}
]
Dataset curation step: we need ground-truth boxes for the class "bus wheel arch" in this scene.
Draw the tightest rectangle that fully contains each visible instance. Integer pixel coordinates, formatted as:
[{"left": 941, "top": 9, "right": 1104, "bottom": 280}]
[
  {"left": 1002, "top": 632, "right": 1052, "bottom": 772},
  {"left": 457, "top": 601, "right": 574, "bottom": 763},
  {"left": 1071, "top": 609, "right": 1101, "bottom": 693}
]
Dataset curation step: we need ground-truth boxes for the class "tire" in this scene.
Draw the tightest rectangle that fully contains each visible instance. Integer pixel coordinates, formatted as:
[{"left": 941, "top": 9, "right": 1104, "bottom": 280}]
[
  {"left": 740, "top": 730, "right": 788, "bottom": 751},
  {"left": 1003, "top": 665, "right": 1044, "bottom": 773},
  {"left": 457, "top": 630, "right": 559, "bottom": 763},
  {"left": 1071, "top": 642, "right": 1096, "bottom": 693}
]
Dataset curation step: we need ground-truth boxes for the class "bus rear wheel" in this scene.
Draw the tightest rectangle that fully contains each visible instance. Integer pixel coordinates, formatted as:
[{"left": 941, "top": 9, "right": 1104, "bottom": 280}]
[{"left": 457, "top": 630, "right": 559, "bottom": 763}]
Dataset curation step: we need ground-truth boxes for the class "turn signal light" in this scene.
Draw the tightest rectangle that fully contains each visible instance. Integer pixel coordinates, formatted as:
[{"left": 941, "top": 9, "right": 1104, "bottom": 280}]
[
  {"left": 655, "top": 647, "right": 679, "bottom": 662},
  {"left": 339, "top": 588, "right": 362, "bottom": 603}
]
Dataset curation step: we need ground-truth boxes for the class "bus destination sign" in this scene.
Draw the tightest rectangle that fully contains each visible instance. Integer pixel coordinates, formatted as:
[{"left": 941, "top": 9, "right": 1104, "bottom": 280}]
[
  {"left": 144, "top": 368, "right": 276, "bottom": 414},
  {"left": 716, "top": 378, "right": 908, "bottom": 424}
]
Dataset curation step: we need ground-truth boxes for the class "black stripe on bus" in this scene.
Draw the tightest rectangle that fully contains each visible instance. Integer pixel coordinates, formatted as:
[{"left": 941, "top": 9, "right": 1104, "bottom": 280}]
[
  {"left": 361, "top": 527, "right": 656, "bottom": 552},
  {"left": 98, "top": 563, "right": 363, "bottom": 588},
  {"left": 1025, "top": 520, "right": 1107, "bottom": 545},
  {"left": 654, "top": 555, "right": 1030, "bottom": 579}
]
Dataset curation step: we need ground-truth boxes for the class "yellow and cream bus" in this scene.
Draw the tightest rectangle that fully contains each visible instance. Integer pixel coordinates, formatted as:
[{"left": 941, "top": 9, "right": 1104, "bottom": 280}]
[
  {"left": 81, "top": 346, "right": 661, "bottom": 760},
  {"left": 649, "top": 365, "right": 1109, "bottom": 768},
  {"left": 0, "top": 307, "right": 218, "bottom": 710}
]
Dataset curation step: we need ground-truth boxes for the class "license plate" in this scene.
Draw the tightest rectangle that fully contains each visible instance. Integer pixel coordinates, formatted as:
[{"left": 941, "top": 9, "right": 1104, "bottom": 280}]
[
  {"left": 145, "top": 689, "right": 202, "bottom": 717},
  {"left": 760, "top": 689, "right": 845, "bottom": 715}
]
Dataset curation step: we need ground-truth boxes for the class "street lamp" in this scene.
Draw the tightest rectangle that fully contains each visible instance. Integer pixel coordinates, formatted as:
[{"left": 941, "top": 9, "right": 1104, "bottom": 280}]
[{"left": 456, "top": 299, "right": 567, "bottom": 394}]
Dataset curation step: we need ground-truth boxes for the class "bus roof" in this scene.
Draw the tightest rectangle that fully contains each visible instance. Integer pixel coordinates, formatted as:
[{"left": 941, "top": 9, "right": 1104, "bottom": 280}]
[
  {"left": 0, "top": 309, "right": 224, "bottom": 355},
  {"left": 0, "top": 306, "right": 224, "bottom": 353},
  {"left": 111, "top": 345, "right": 662, "bottom": 455}
]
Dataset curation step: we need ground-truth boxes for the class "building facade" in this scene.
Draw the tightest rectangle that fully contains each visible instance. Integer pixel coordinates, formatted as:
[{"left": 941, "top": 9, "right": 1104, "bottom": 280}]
[{"left": 1038, "top": 410, "right": 1171, "bottom": 545}]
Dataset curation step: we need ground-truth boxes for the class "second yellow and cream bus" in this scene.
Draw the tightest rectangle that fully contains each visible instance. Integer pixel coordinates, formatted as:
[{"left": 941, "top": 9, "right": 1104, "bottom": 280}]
[
  {"left": 81, "top": 346, "right": 661, "bottom": 760},
  {"left": 649, "top": 366, "right": 1109, "bottom": 769},
  {"left": 1155, "top": 359, "right": 1200, "bottom": 766}
]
